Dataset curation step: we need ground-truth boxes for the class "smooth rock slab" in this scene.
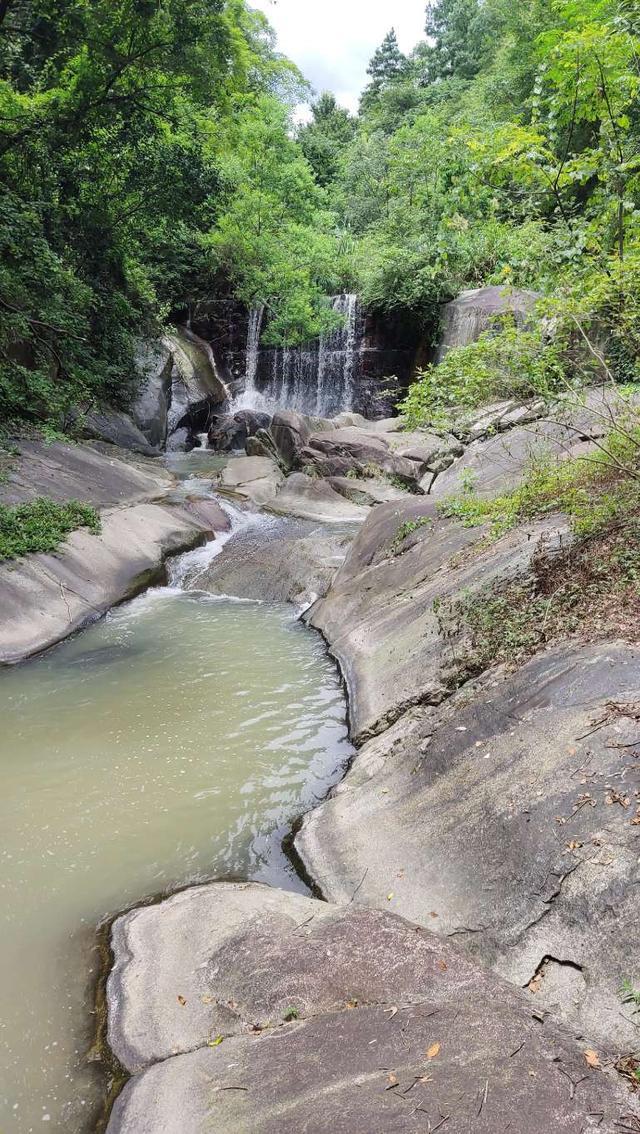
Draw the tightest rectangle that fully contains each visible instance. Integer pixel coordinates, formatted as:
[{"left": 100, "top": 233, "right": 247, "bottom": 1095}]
[
  {"left": 307, "top": 497, "right": 569, "bottom": 739},
  {"left": 106, "top": 883, "right": 637, "bottom": 1134},
  {"left": 269, "top": 474, "right": 369, "bottom": 524},
  {"left": 0, "top": 501, "right": 222, "bottom": 663},
  {"left": 219, "top": 456, "right": 284, "bottom": 506},
  {"left": 297, "top": 641, "right": 640, "bottom": 1051},
  {"left": 430, "top": 420, "right": 592, "bottom": 501},
  {"left": 196, "top": 519, "right": 350, "bottom": 605},
  {"left": 0, "top": 440, "right": 172, "bottom": 508}
]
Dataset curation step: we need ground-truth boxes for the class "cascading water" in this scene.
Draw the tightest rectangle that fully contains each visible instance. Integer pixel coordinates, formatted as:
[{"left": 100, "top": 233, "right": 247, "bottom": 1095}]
[
  {"left": 231, "top": 304, "right": 267, "bottom": 412},
  {"left": 234, "top": 294, "right": 362, "bottom": 417}
]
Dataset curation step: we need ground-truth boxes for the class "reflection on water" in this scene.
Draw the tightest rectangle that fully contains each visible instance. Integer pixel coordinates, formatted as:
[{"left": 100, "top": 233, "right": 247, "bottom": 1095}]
[{"left": 0, "top": 579, "right": 352, "bottom": 1131}]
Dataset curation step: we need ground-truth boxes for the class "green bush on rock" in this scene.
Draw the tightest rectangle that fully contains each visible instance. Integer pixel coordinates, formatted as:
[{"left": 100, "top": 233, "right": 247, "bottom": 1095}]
[{"left": 0, "top": 499, "right": 101, "bottom": 561}]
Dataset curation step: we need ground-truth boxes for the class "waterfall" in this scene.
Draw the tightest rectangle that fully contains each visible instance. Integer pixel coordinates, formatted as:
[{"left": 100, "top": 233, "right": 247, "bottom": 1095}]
[
  {"left": 232, "top": 294, "right": 361, "bottom": 417},
  {"left": 245, "top": 304, "right": 264, "bottom": 394}
]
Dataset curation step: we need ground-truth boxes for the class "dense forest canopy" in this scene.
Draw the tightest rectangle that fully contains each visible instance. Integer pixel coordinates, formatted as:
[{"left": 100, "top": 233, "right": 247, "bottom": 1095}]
[{"left": 1, "top": 0, "right": 639, "bottom": 426}]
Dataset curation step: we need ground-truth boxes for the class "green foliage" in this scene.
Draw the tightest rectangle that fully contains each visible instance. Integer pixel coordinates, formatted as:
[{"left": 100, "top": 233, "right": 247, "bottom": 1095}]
[
  {"left": 360, "top": 29, "right": 408, "bottom": 115},
  {"left": 0, "top": 498, "right": 100, "bottom": 561},
  {"left": 620, "top": 978, "right": 640, "bottom": 1014},
  {"left": 391, "top": 515, "right": 433, "bottom": 553},
  {"left": 399, "top": 316, "right": 567, "bottom": 426},
  {"left": 298, "top": 92, "right": 356, "bottom": 187},
  {"left": 439, "top": 422, "right": 640, "bottom": 539},
  {"left": 446, "top": 515, "right": 640, "bottom": 675},
  {"left": 3, "top": 0, "right": 640, "bottom": 430},
  {"left": 0, "top": 0, "right": 321, "bottom": 426}
]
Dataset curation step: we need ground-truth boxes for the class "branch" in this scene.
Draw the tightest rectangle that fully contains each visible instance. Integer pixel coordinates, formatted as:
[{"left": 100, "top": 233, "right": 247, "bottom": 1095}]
[{"left": 0, "top": 297, "right": 86, "bottom": 341}]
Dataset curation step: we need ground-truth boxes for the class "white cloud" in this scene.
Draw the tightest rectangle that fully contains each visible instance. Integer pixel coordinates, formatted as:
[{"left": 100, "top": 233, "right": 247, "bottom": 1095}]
[{"left": 252, "top": 0, "right": 426, "bottom": 113}]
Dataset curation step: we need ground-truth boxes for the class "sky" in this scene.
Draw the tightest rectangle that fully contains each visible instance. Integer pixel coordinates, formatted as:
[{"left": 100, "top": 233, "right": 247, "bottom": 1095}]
[{"left": 252, "top": 0, "right": 427, "bottom": 114}]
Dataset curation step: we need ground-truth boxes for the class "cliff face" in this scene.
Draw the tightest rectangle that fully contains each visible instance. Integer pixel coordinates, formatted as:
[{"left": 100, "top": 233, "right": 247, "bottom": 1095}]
[{"left": 192, "top": 298, "right": 425, "bottom": 418}]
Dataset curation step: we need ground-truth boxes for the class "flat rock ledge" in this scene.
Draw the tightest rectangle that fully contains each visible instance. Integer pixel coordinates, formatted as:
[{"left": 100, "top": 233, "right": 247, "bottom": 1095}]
[
  {"left": 106, "top": 881, "right": 637, "bottom": 1134},
  {"left": 0, "top": 441, "right": 230, "bottom": 663}
]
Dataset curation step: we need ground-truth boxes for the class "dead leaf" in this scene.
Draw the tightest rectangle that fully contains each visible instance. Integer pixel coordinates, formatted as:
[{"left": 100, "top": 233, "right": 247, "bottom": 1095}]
[
  {"left": 177, "top": 995, "right": 187, "bottom": 1006},
  {"left": 429, "top": 911, "right": 439, "bottom": 919},
  {"left": 426, "top": 1042, "right": 441, "bottom": 1060},
  {"left": 437, "top": 959, "right": 448, "bottom": 972},
  {"left": 566, "top": 840, "right": 583, "bottom": 851},
  {"left": 584, "top": 1049, "right": 601, "bottom": 1069},
  {"left": 346, "top": 999, "right": 358, "bottom": 1009}
]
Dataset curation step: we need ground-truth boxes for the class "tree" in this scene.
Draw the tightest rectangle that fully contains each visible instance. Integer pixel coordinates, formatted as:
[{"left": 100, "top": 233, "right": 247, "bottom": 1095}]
[
  {"left": 298, "top": 92, "right": 355, "bottom": 186},
  {"left": 422, "top": 0, "right": 498, "bottom": 84},
  {"left": 360, "top": 29, "right": 408, "bottom": 114}
]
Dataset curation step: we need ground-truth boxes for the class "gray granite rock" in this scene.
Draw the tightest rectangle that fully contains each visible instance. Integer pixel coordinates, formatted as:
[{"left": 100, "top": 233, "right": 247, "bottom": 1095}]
[
  {"left": 435, "top": 286, "right": 539, "bottom": 363},
  {"left": 131, "top": 337, "right": 173, "bottom": 448},
  {"left": 430, "top": 420, "right": 594, "bottom": 501},
  {"left": 106, "top": 882, "right": 638, "bottom": 1134},
  {"left": 269, "top": 473, "right": 370, "bottom": 524},
  {"left": 219, "top": 456, "right": 284, "bottom": 506},
  {"left": 307, "top": 497, "right": 569, "bottom": 740},
  {"left": 297, "top": 641, "right": 640, "bottom": 1052},
  {"left": 195, "top": 519, "right": 351, "bottom": 605}
]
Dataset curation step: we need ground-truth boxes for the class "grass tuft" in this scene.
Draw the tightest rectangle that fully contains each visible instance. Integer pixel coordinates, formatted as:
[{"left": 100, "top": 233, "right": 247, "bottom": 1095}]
[{"left": 0, "top": 498, "right": 101, "bottom": 561}]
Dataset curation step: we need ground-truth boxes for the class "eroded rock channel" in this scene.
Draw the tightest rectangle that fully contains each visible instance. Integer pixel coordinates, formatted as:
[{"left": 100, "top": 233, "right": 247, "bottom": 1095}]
[{"left": 1, "top": 382, "right": 639, "bottom": 1133}]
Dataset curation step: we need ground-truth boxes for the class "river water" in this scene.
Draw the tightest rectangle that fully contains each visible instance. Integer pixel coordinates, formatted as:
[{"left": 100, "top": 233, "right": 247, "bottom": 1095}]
[{"left": 0, "top": 494, "right": 353, "bottom": 1131}]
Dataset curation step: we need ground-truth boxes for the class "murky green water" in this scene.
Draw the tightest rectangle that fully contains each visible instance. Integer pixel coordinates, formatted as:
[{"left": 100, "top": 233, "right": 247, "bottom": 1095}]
[{"left": 0, "top": 519, "right": 352, "bottom": 1131}]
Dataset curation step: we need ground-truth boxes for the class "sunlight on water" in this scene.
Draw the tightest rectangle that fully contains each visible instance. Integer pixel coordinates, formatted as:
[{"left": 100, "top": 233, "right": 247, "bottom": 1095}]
[{"left": 0, "top": 578, "right": 352, "bottom": 1131}]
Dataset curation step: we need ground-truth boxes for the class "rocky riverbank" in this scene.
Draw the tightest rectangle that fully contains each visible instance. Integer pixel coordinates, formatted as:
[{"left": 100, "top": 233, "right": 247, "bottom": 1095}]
[
  {"left": 0, "top": 441, "right": 230, "bottom": 663},
  {"left": 98, "top": 388, "right": 640, "bottom": 1132}
]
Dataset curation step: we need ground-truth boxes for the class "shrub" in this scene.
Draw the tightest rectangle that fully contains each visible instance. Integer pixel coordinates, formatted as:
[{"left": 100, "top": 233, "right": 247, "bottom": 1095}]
[{"left": 0, "top": 499, "right": 101, "bottom": 561}]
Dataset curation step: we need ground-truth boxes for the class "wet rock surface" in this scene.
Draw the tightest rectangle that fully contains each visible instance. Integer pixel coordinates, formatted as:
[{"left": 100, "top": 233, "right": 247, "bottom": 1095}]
[
  {"left": 131, "top": 337, "right": 174, "bottom": 448},
  {"left": 0, "top": 441, "right": 228, "bottom": 663},
  {"left": 95, "top": 386, "right": 640, "bottom": 1132},
  {"left": 107, "top": 882, "right": 637, "bottom": 1134},
  {"left": 196, "top": 517, "right": 352, "bottom": 605}
]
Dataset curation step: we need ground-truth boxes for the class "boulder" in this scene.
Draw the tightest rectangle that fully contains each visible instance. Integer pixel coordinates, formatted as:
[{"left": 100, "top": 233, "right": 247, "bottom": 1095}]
[
  {"left": 303, "top": 427, "right": 420, "bottom": 486},
  {"left": 195, "top": 520, "right": 351, "bottom": 605},
  {"left": 268, "top": 473, "right": 370, "bottom": 524},
  {"left": 307, "top": 497, "right": 570, "bottom": 740},
  {"left": 73, "top": 408, "right": 158, "bottom": 456},
  {"left": 131, "top": 337, "right": 173, "bottom": 448},
  {"left": 165, "top": 427, "right": 193, "bottom": 453},
  {"left": 166, "top": 327, "right": 229, "bottom": 438},
  {"left": 269, "top": 410, "right": 312, "bottom": 469},
  {"left": 245, "top": 428, "right": 281, "bottom": 463},
  {"left": 0, "top": 500, "right": 220, "bottom": 664},
  {"left": 219, "top": 456, "right": 284, "bottom": 506},
  {"left": 297, "top": 641, "right": 640, "bottom": 1053},
  {"left": 429, "top": 420, "right": 596, "bottom": 501},
  {"left": 435, "top": 285, "right": 539, "bottom": 363},
  {"left": 106, "top": 882, "right": 637, "bottom": 1134},
  {"left": 208, "top": 410, "right": 271, "bottom": 452},
  {"left": 327, "top": 476, "right": 409, "bottom": 507}
]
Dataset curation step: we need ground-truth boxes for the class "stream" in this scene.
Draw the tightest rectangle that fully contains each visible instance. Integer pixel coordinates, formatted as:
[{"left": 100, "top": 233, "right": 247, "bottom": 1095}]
[{"left": 0, "top": 474, "right": 353, "bottom": 1132}]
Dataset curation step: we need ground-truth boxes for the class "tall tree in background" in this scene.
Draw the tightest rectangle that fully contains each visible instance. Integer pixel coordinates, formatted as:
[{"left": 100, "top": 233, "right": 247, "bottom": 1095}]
[
  {"left": 298, "top": 92, "right": 355, "bottom": 186},
  {"left": 360, "top": 29, "right": 407, "bottom": 113},
  {"left": 422, "top": 0, "right": 496, "bottom": 84}
]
